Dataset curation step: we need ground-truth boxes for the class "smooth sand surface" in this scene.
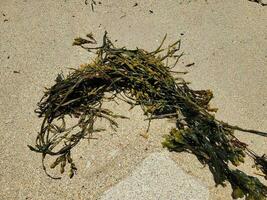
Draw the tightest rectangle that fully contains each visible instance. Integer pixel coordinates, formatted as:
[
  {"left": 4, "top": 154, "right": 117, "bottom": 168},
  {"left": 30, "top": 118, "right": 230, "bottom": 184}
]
[
  {"left": 100, "top": 152, "right": 209, "bottom": 200},
  {"left": 0, "top": 0, "right": 266, "bottom": 199}
]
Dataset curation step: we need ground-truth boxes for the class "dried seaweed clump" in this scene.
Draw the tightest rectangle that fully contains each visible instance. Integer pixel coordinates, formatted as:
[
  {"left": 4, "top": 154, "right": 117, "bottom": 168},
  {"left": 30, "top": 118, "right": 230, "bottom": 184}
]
[{"left": 29, "top": 32, "right": 267, "bottom": 200}]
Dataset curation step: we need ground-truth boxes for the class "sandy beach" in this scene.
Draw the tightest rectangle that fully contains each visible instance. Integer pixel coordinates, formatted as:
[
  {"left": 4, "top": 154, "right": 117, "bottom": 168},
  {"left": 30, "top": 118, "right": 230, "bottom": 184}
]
[{"left": 0, "top": 0, "right": 266, "bottom": 199}]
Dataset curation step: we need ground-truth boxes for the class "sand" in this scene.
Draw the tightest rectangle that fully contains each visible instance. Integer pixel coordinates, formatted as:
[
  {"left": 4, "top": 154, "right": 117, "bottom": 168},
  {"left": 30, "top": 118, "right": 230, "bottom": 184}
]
[{"left": 0, "top": 0, "right": 266, "bottom": 199}]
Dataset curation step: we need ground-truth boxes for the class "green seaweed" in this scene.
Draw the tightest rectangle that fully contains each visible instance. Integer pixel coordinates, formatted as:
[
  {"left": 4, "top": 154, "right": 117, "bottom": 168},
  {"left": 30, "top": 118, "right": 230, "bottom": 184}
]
[{"left": 29, "top": 32, "right": 267, "bottom": 199}]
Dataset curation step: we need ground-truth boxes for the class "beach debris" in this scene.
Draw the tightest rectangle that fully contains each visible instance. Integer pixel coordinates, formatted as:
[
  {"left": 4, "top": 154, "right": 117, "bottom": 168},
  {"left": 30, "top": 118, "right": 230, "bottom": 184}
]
[
  {"left": 249, "top": 0, "right": 267, "bottom": 6},
  {"left": 29, "top": 32, "right": 267, "bottom": 199},
  {"left": 185, "top": 62, "right": 195, "bottom": 67},
  {"left": 120, "top": 14, "right": 126, "bottom": 19},
  {"left": 85, "top": 0, "right": 98, "bottom": 11}
]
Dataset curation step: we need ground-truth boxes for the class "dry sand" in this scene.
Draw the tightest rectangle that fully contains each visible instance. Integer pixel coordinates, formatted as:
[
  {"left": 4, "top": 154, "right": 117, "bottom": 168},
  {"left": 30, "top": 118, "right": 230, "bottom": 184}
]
[{"left": 0, "top": 0, "right": 266, "bottom": 199}]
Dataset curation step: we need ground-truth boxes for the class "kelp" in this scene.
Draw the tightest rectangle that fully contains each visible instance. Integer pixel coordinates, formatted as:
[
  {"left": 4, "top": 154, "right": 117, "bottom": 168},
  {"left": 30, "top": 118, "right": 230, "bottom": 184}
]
[{"left": 29, "top": 32, "right": 267, "bottom": 199}]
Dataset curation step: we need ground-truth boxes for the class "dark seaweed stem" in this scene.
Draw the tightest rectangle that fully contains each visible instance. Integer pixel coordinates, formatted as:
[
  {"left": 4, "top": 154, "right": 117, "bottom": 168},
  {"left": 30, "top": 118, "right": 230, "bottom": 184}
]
[
  {"left": 249, "top": 0, "right": 267, "bottom": 6},
  {"left": 29, "top": 33, "right": 266, "bottom": 199}
]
